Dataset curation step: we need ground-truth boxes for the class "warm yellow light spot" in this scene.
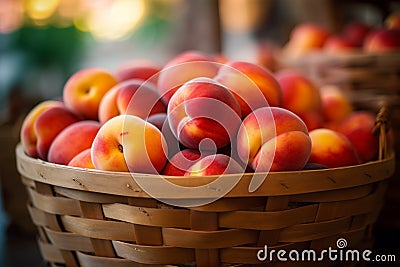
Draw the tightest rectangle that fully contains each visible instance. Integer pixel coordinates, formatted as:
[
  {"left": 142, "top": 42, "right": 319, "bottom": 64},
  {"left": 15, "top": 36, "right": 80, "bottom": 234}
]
[
  {"left": 220, "top": 0, "right": 269, "bottom": 33},
  {"left": 25, "top": 0, "right": 60, "bottom": 21},
  {"left": 88, "top": 0, "right": 146, "bottom": 41}
]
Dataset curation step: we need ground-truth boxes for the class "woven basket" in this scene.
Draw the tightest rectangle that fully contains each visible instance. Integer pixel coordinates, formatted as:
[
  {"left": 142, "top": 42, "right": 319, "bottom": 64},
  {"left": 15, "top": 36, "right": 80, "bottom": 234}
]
[
  {"left": 277, "top": 51, "right": 400, "bottom": 96},
  {"left": 16, "top": 109, "right": 395, "bottom": 267},
  {"left": 278, "top": 51, "right": 400, "bottom": 232}
]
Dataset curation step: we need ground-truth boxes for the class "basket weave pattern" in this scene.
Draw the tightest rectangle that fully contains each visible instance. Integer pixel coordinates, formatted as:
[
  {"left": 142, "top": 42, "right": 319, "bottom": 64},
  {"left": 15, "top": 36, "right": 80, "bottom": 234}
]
[{"left": 17, "top": 145, "right": 394, "bottom": 267}]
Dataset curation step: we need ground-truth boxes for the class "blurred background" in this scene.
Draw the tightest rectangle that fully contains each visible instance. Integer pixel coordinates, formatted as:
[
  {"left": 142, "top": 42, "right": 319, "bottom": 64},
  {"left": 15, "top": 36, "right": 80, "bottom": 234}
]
[{"left": 0, "top": 0, "right": 399, "bottom": 266}]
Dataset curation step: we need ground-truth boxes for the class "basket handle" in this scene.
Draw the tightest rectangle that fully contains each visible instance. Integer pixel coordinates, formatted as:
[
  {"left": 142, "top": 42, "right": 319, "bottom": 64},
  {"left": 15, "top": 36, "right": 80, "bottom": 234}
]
[{"left": 373, "top": 104, "right": 391, "bottom": 160}]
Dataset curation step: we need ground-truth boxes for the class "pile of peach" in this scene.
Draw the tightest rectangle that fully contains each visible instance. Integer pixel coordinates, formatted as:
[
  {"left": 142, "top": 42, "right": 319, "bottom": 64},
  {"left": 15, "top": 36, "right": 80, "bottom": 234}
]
[
  {"left": 20, "top": 50, "right": 381, "bottom": 176},
  {"left": 282, "top": 12, "right": 400, "bottom": 57}
]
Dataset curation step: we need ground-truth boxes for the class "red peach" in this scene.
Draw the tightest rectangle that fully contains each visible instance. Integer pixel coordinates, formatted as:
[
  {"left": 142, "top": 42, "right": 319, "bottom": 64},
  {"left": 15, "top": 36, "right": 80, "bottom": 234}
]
[
  {"left": 168, "top": 77, "right": 241, "bottom": 150},
  {"left": 320, "top": 85, "right": 353, "bottom": 123},
  {"left": 275, "top": 70, "right": 322, "bottom": 117},
  {"left": 185, "top": 154, "right": 243, "bottom": 176},
  {"left": 337, "top": 111, "right": 379, "bottom": 163},
  {"left": 34, "top": 106, "right": 81, "bottom": 160},
  {"left": 237, "top": 107, "right": 309, "bottom": 170},
  {"left": 323, "top": 35, "right": 358, "bottom": 53},
  {"left": 157, "top": 50, "right": 219, "bottom": 104},
  {"left": 115, "top": 60, "right": 160, "bottom": 83},
  {"left": 214, "top": 61, "right": 282, "bottom": 117},
  {"left": 163, "top": 149, "right": 202, "bottom": 176},
  {"left": 299, "top": 112, "right": 324, "bottom": 131},
  {"left": 91, "top": 115, "right": 167, "bottom": 173},
  {"left": 363, "top": 28, "right": 400, "bottom": 53},
  {"left": 117, "top": 79, "right": 166, "bottom": 119},
  {"left": 68, "top": 148, "right": 95, "bottom": 169},
  {"left": 343, "top": 22, "right": 372, "bottom": 46},
  {"left": 283, "top": 23, "right": 330, "bottom": 57},
  {"left": 309, "top": 128, "right": 360, "bottom": 168},
  {"left": 20, "top": 100, "right": 64, "bottom": 158},
  {"left": 98, "top": 85, "right": 120, "bottom": 124},
  {"left": 48, "top": 120, "right": 101, "bottom": 165},
  {"left": 252, "top": 131, "right": 311, "bottom": 172}
]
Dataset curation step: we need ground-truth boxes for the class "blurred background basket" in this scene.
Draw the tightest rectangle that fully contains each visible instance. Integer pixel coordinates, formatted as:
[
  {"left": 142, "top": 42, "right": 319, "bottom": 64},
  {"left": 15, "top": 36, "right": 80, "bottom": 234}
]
[
  {"left": 15, "top": 108, "right": 395, "bottom": 267},
  {"left": 278, "top": 50, "right": 400, "bottom": 232}
]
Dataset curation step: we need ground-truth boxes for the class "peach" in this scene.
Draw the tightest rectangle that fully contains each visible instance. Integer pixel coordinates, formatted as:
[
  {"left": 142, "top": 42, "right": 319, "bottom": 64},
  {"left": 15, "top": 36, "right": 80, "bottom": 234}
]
[
  {"left": 309, "top": 128, "right": 360, "bottom": 168},
  {"left": 363, "top": 28, "right": 400, "bottom": 53},
  {"left": 117, "top": 79, "right": 166, "bottom": 118},
  {"left": 185, "top": 154, "right": 244, "bottom": 176},
  {"left": 34, "top": 105, "right": 81, "bottom": 160},
  {"left": 337, "top": 111, "right": 379, "bottom": 163},
  {"left": 98, "top": 79, "right": 166, "bottom": 124},
  {"left": 275, "top": 70, "right": 322, "bottom": 117},
  {"left": 255, "top": 41, "right": 278, "bottom": 72},
  {"left": 343, "top": 22, "right": 372, "bottom": 47},
  {"left": 298, "top": 112, "right": 324, "bottom": 131},
  {"left": 115, "top": 60, "right": 160, "bottom": 83},
  {"left": 63, "top": 68, "right": 118, "bottom": 120},
  {"left": 252, "top": 130, "right": 312, "bottom": 172},
  {"left": 283, "top": 23, "right": 330, "bottom": 57},
  {"left": 91, "top": 115, "right": 167, "bottom": 173},
  {"left": 162, "top": 149, "right": 202, "bottom": 176},
  {"left": 48, "top": 120, "right": 101, "bottom": 165},
  {"left": 385, "top": 13, "right": 400, "bottom": 30},
  {"left": 98, "top": 85, "right": 120, "bottom": 124},
  {"left": 323, "top": 35, "right": 358, "bottom": 53},
  {"left": 168, "top": 77, "right": 241, "bottom": 150},
  {"left": 237, "top": 107, "right": 310, "bottom": 172},
  {"left": 320, "top": 85, "right": 353, "bottom": 123},
  {"left": 68, "top": 148, "right": 95, "bottom": 169},
  {"left": 214, "top": 61, "right": 282, "bottom": 117},
  {"left": 20, "top": 100, "right": 64, "bottom": 158},
  {"left": 157, "top": 50, "right": 219, "bottom": 104}
]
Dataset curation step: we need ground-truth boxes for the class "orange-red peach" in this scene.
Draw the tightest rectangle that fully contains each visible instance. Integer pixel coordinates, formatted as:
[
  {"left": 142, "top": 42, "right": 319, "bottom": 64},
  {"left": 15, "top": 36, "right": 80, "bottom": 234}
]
[
  {"left": 48, "top": 120, "right": 101, "bottom": 165},
  {"left": 68, "top": 148, "right": 95, "bottom": 169},
  {"left": 323, "top": 35, "right": 358, "bottom": 53},
  {"left": 214, "top": 61, "right": 282, "bottom": 117},
  {"left": 283, "top": 23, "right": 330, "bottom": 57},
  {"left": 20, "top": 100, "right": 64, "bottom": 158},
  {"left": 343, "top": 22, "right": 372, "bottom": 47},
  {"left": 115, "top": 60, "right": 160, "bottom": 83},
  {"left": 298, "top": 112, "right": 324, "bottom": 131},
  {"left": 237, "top": 107, "right": 310, "bottom": 172},
  {"left": 98, "top": 86, "right": 120, "bottom": 124},
  {"left": 320, "top": 85, "right": 353, "bottom": 123},
  {"left": 309, "top": 128, "right": 360, "bottom": 168},
  {"left": 185, "top": 154, "right": 243, "bottom": 176},
  {"left": 91, "top": 115, "right": 167, "bottom": 173},
  {"left": 157, "top": 50, "right": 219, "bottom": 104},
  {"left": 163, "top": 149, "right": 202, "bottom": 176},
  {"left": 168, "top": 77, "right": 241, "bottom": 150},
  {"left": 275, "top": 70, "right": 322, "bottom": 117},
  {"left": 34, "top": 105, "right": 81, "bottom": 160},
  {"left": 252, "top": 130, "right": 312, "bottom": 172},
  {"left": 63, "top": 68, "right": 118, "bottom": 120},
  {"left": 98, "top": 79, "right": 166, "bottom": 124},
  {"left": 363, "top": 28, "right": 400, "bottom": 53},
  {"left": 117, "top": 79, "right": 166, "bottom": 118},
  {"left": 338, "top": 111, "right": 379, "bottom": 163}
]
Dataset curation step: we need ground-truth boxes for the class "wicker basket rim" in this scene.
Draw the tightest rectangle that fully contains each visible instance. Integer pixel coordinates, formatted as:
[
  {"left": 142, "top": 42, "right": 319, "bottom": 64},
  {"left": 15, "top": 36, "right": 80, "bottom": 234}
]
[
  {"left": 278, "top": 50, "right": 400, "bottom": 67},
  {"left": 16, "top": 143, "right": 395, "bottom": 199}
]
